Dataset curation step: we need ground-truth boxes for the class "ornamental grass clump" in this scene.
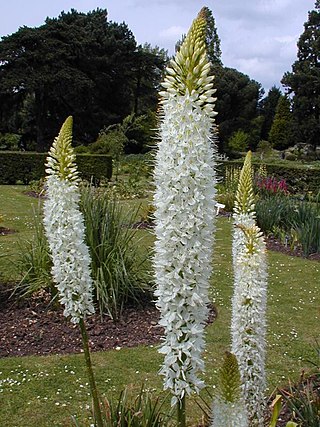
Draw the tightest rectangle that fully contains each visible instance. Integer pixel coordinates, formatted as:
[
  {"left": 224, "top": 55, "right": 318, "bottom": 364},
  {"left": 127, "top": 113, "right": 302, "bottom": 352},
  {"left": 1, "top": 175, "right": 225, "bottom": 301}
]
[
  {"left": 153, "top": 7, "right": 218, "bottom": 426},
  {"left": 43, "top": 116, "right": 103, "bottom": 427},
  {"left": 231, "top": 151, "right": 268, "bottom": 426}
]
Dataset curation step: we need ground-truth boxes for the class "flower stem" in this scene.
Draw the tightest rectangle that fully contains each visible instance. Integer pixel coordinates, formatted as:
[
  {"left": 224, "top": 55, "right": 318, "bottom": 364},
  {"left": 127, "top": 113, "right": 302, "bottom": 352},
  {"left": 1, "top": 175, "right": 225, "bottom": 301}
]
[
  {"left": 79, "top": 318, "right": 104, "bottom": 427},
  {"left": 177, "top": 395, "right": 186, "bottom": 427}
]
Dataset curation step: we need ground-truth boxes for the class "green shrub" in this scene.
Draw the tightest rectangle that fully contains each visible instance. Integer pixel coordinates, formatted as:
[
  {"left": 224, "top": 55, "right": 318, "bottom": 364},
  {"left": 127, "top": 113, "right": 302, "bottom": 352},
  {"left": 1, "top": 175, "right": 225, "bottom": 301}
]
[
  {"left": 16, "top": 185, "right": 151, "bottom": 320},
  {"left": 80, "top": 185, "right": 152, "bottom": 320},
  {"left": 0, "top": 152, "right": 112, "bottom": 184},
  {"left": 220, "top": 160, "right": 320, "bottom": 194},
  {"left": 72, "top": 387, "right": 172, "bottom": 427},
  {"left": 256, "top": 193, "right": 320, "bottom": 256},
  {"left": 290, "top": 200, "right": 320, "bottom": 256},
  {"left": 227, "top": 130, "right": 249, "bottom": 153},
  {"left": 90, "top": 129, "right": 127, "bottom": 159},
  {"left": 74, "top": 145, "right": 89, "bottom": 153},
  {"left": 15, "top": 208, "right": 55, "bottom": 299},
  {"left": 256, "top": 140, "right": 273, "bottom": 158},
  {"left": 279, "top": 372, "right": 320, "bottom": 426},
  {"left": 255, "top": 194, "right": 292, "bottom": 236},
  {"left": 0, "top": 133, "right": 21, "bottom": 150}
]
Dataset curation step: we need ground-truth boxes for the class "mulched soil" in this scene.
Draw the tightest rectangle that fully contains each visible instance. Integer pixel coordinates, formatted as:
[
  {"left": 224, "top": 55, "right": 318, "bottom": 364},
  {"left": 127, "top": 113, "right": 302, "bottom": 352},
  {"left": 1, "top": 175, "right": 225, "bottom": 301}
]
[
  {"left": 0, "top": 286, "right": 216, "bottom": 358},
  {"left": 0, "top": 212, "right": 318, "bottom": 359}
]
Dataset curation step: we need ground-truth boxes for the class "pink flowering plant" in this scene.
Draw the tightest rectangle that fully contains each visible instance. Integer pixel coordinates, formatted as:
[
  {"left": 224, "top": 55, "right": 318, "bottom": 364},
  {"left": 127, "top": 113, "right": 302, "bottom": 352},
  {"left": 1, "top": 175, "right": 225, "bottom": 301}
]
[{"left": 255, "top": 176, "right": 288, "bottom": 196}]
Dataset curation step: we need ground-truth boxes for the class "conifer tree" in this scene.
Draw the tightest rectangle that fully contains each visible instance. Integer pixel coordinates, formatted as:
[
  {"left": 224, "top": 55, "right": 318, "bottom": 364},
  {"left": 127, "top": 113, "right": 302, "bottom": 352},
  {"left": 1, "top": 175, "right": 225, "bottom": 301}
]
[
  {"left": 269, "top": 95, "right": 293, "bottom": 150},
  {"left": 282, "top": 1, "right": 320, "bottom": 147}
]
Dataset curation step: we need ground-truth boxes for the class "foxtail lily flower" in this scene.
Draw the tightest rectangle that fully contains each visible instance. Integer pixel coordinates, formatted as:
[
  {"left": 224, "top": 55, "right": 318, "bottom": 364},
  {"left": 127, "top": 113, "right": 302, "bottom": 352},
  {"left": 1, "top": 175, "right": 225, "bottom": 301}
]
[
  {"left": 154, "top": 8, "right": 218, "bottom": 407},
  {"left": 231, "top": 152, "right": 268, "bottom": 426},
  {"left": 43, "top": 116, "right": 95, "bottom": 324}
]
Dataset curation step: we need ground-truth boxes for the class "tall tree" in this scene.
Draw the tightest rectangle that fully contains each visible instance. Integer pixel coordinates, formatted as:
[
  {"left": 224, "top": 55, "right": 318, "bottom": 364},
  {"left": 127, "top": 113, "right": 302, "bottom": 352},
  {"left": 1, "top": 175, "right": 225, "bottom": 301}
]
[
  {"left": 259, "top": 86, "right": 282, "bottom": 140},
  {"left": 0, "top": 9, "right": 164, "bottom": 151},
  {"left": 282, "top": 2, "right": 320, "bottom": 147},
  {"left": 132, "top": 43, "right": 168, "bottom": 115},
  {"left": 175, "top": 6, "right": 222, "bottom": 66},
  {"left": 202, "top": 6, "right": 222, "bottom": 66},
  {"left": 269, "top": 95, "right": 293, "bottom": 150},
  {"left": 213, "top": 66, "right": 263, "bottom": 151}
]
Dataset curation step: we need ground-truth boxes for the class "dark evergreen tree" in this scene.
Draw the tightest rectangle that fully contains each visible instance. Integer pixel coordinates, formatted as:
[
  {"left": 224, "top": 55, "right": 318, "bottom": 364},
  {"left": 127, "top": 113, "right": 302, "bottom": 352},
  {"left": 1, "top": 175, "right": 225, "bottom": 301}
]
[
  {"left": 269, "top": 95, "right": 293, "bottom": 150},
  {"left": 132, "top": 43, "right": 168, "bottom": 115},
  {"left": 213, "top": 66, "right": 263, "bottom": 151},
  {"left": 282, "top": 2, "right": 320, "bottom": 147},
  {"left": 202, "top": 7, "right": 262, "bottom": 150},
  {"left": 202, "top": 6, "right": 222, "bottom": 66},
  {"left": 259, "top": 86, "right": 282, "bottom": 140},
  {"left": 175, "top": 6, "right": 222, "bottom": 66},
  {"left": 0, "top": 9, "right": 165, "bottom": 151}
]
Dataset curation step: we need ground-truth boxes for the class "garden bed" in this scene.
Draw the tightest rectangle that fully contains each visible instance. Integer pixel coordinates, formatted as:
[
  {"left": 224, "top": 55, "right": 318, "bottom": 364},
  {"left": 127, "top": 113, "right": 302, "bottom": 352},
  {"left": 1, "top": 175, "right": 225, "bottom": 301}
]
[{"left": 0, "top": 288, "right": 216, "bottom": 358}]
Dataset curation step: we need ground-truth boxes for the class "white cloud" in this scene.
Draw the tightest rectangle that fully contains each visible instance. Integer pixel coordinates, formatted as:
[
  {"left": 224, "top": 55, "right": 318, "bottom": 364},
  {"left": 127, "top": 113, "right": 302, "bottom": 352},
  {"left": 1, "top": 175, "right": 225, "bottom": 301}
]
[
  {"left": 0, "top": 0, "right": 316, "bottom": 91},
  {"left": 159, "top": 25, "right": 187, "bottom": 40}
]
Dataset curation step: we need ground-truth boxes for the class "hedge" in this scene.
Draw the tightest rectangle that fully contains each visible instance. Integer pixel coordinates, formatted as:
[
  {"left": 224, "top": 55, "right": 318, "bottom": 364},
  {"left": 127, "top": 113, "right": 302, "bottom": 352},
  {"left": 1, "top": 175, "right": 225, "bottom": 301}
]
[
  {"left": 220, "top": 160, "right": 320, "bottom": 193},
  {"left": 0, "top": 152, "right": 112, "bottom": 184}
]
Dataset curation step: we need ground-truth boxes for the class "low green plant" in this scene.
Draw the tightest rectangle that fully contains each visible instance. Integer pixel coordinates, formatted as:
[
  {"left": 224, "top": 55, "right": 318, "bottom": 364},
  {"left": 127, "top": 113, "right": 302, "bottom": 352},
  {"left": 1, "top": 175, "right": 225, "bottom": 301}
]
[
  {"left": 269, "top": 395, "right": 298, "bottom": 427},
  {"left": 15, "top": 185, "right": 151, "bottom": 320},
  {"left": 72, "top": 386, "right": 172, "bottom": 427},
  {"left": 0, "top": 132, "right": 21, "bottom": 150},
  {"left": 215, "top": 191, "right": 235, "bottom": 213},
  {"left": 14, "top": 207, "right": 56, "bottom": 299},
  {"left": 255, "top": 194, "right": 291, "bottom": 235},
  {"left": 291, "top": 200, "right": 320, "bottom": 256},
  {"left": 28, "top": 178, "right": 46, "bottom": 196},
  {"left": 80, "top": 185, "right": 152, "bottom": 320},
  {"left": 279, "top": 373, "right": 320, "bottom": 427},
  {"left": 256, "top": 193, "right": 320, "bottom": 256},
  {"left": 106, "top": 176, "right": 150, "bottom": 200}
]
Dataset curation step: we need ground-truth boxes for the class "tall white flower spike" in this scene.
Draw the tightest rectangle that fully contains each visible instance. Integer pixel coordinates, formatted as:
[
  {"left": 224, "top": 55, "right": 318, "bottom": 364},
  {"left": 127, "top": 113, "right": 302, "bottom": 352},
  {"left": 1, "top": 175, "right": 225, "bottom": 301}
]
[
  {"left": 231, "top": 151, "right": 268, "bottom": 426},
  {"left": 154, "top": 8, "right": 218, "bottom": 407},
  {"left": 43, "top": 116, "right": 95, "bottom": 324}
]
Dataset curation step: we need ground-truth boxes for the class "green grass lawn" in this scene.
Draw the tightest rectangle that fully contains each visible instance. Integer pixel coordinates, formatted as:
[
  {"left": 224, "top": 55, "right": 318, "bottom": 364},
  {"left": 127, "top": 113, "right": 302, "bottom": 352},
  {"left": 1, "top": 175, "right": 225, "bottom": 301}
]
[
  {"left": 0, "top": 186, "right": 319, "bottom": 426},
  {"left": 0, "top": 185, "right": 41, "bottom": 281}
]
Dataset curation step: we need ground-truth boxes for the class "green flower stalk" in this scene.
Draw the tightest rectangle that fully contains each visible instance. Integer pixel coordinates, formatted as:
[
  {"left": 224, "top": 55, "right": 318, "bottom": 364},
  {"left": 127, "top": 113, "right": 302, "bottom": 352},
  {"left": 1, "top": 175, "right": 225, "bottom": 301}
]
[
  {"left": 43, "top": 117, "right": 103, "bottom": 427},
  {"left": 211, "top": 352, "right": 248, "bottom": 427},
  {"left": 231, "top": 151, "right": 268, "bottom": 426},
  {"left": 154, "top": 8, "right": 218, "bottom": 426}
]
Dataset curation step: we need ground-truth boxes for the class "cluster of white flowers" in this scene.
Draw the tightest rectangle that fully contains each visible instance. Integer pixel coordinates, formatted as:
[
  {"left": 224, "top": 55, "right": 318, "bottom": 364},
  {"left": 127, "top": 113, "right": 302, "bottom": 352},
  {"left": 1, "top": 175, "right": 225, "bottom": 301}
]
[
  {"left": 211, "top": 399, "right": 248, "bottom": 427},
  {"left": 43, "top": 117, "right": 95, "bottom": 324},
  {"left": 231, "top": 152, "right": 268, "bottom": 426},
  {"left": 154, "top": 91, "right": 216, "bottom": 405}
]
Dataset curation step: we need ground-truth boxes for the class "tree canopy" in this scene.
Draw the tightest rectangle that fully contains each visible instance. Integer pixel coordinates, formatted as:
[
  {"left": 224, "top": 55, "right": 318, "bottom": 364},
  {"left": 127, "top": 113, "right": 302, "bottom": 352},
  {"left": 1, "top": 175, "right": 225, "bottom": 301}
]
[
  {"left": 213, "top": 66, "right": 263, "bottom": 151},
  {"left": 0, "top": 6, "right": 266, "bottom": 154},
  {"left": 259, "top": 86, "right": 282, "bottom": 141},
  {"left": 282, "top": 1, "right": 320, "bottom": 147},
  {"left": 0, "top": 9, "right": 166, "bottom": 151},
  {"left": 268, "top": 95, "right": 293, "bottom": 150}
]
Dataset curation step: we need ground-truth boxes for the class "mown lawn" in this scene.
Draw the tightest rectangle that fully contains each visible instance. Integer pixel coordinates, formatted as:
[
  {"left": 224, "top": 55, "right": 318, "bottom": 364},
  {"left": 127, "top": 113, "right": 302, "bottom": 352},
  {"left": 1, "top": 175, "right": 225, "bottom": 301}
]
[{"left": 0, "top": 186, "right": 319, "bottom": 426}]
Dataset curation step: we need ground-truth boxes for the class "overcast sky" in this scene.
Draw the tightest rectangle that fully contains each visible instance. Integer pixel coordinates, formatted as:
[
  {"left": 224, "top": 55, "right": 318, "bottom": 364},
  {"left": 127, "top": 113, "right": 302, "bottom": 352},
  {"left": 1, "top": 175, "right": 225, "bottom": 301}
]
[{"left": 0, "top": 0, "right": 316, "bottom": 93}]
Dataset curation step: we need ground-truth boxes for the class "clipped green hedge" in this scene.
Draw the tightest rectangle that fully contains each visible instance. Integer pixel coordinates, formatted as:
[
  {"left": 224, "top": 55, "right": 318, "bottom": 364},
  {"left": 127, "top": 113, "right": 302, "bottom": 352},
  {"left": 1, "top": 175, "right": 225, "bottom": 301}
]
[
  {"left": 220, "top": 160, "right": 320, "bottom": 193},
  {"left": 0, "top": 151, "right": 112, "bottom": 184}
]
